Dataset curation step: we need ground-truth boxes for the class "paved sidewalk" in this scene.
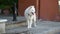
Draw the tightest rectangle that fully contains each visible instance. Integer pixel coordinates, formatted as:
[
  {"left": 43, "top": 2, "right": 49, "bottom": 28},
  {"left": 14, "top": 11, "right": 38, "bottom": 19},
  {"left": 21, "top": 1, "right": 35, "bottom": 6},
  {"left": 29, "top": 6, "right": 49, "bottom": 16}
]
[
  {"left": 0, "top": 16, "right": 60, "bottom": 34},
  {"left": 6, "top": 20, "right": 60, "bottom": 34}
]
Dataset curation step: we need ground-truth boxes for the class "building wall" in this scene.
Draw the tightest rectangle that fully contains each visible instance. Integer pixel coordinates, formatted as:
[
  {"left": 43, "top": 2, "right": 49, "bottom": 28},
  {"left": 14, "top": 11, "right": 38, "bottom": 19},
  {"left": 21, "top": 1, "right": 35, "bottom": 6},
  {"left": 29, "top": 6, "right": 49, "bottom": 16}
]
[
  {"left": 18, "top": 0, "right": 60, "bottom": 21},
  {"left": 40, "top": 0, "right": 59, "bottom": 21},
  {"left": 18, "top": 0, "right": 39, "bottom": 16}
]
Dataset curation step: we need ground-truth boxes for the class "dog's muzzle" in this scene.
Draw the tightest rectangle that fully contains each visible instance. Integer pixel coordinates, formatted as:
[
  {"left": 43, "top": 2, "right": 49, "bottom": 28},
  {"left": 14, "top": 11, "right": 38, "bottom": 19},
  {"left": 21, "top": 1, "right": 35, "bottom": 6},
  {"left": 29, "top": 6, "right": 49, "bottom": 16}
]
[{"left": 31, "top": 12, "right": 34, "bottom": 15}]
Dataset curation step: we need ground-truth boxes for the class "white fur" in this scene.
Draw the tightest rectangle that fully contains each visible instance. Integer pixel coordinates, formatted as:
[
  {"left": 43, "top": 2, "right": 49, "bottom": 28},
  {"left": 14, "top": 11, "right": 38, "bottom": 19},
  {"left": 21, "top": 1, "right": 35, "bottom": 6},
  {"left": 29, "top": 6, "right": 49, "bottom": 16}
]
[{"left": 24, "top": 6, "right": 36, "bottom": 29}]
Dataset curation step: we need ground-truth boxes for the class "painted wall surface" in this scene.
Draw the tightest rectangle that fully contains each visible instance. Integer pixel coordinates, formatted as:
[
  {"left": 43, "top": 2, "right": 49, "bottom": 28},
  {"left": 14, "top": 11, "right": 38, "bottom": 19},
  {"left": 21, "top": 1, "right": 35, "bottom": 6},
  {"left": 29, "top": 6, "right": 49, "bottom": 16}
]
[
  {"left": 40, "top": 0, "right": 59, "bottom": 21},
  {"left": 18, "top": 0, "right": 38, "bottom": 16},
  {"left": 18, "top": 0, "right": 60, "bottom": 21}
]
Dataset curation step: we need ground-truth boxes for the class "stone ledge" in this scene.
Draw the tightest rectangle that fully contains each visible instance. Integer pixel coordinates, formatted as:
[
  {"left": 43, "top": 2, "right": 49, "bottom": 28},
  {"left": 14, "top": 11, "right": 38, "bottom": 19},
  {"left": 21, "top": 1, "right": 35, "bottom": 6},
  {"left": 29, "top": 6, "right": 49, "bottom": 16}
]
[{"left": 6, "top": 19, "right": 26, "bottom": 25}]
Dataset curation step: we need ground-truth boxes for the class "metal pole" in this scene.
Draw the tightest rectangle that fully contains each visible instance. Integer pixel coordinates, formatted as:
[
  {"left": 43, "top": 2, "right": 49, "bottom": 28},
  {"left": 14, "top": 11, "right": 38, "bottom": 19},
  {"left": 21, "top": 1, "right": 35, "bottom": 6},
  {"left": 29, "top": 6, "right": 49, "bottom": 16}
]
[{"left": 12, "top": 3, "right": 17, "bottom": 21}]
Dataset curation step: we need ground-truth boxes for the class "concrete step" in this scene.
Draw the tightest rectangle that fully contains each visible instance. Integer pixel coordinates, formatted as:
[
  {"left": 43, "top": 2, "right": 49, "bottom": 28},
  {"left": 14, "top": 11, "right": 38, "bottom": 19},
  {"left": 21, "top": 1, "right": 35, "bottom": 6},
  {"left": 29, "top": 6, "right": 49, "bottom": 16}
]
[{"left": 6, "top": 21, "right": 27, "bottom": 30}]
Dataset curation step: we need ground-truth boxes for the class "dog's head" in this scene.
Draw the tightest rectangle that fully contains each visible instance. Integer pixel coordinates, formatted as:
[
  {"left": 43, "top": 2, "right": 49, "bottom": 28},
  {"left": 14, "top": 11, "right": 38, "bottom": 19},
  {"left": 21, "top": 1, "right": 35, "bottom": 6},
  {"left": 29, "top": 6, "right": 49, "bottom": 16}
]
[
  {"left": 25, "top": 5, "right": 36, "bottom": 16},
  {"left": 28, "top": 6, "right": 35, "bottom": 16}
]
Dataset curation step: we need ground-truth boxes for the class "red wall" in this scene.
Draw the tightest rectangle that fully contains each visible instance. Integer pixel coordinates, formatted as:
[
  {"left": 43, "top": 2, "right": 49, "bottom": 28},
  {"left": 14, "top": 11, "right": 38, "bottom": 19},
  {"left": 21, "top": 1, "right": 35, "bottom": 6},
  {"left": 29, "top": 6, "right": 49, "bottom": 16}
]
[
  {"left": 18, "top": 0, "right": 60, "bottom": 21},
  {"left": 40, "top": 0, "right": 59, "bottom": 21},
  {"left": 18, "top": 0, "right": 38, "bottom": 16}
]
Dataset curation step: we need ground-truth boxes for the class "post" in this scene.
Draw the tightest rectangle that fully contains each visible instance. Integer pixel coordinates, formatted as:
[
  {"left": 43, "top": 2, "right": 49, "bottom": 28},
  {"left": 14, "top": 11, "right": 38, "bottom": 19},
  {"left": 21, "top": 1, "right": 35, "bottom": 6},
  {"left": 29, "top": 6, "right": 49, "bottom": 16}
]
[
  {"left": 0, "top": 19, "right": 7, "bottom": 33},
  {"left": 12, "top": 3, "right": 17, "bottom": 21}
]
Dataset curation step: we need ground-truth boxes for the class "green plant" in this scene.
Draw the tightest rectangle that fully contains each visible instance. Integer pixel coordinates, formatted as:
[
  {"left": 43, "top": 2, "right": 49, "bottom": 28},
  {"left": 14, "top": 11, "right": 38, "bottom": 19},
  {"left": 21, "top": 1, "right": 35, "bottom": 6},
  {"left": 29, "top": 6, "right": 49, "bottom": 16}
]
[{"left": 0, "top": 0, "right": 18, "bottom": 9}]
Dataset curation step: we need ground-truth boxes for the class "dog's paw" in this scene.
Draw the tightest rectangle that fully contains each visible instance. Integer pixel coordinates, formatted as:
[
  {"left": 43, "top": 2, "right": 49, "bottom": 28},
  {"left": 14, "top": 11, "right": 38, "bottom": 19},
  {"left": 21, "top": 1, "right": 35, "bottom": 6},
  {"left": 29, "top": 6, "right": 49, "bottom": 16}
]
[{"left": 28, "top": 27, "right": 32, "bottom": 29}]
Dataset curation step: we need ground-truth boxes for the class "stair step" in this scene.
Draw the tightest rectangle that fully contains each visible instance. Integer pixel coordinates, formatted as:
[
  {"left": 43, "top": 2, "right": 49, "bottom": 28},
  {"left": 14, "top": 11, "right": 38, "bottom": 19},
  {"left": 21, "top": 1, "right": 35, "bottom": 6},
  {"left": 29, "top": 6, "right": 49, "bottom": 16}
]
[{"left": 6, "top": 21, "right": 27, "bottom": 30}]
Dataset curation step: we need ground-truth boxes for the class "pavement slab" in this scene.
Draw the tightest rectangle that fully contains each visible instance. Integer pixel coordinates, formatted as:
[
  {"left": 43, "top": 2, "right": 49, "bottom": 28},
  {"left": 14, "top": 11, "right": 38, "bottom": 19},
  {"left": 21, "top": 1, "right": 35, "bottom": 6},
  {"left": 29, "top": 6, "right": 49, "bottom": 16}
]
[{"left": 6, "top": 20, "right": 60, "bottom": 34}]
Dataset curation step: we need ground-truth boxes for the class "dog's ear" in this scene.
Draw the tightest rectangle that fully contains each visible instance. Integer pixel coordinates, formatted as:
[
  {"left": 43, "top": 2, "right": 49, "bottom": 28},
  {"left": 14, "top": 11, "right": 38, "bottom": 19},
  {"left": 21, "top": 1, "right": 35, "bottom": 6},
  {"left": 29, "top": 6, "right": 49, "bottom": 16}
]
[{"left": 30, "top": 6, "right": 32, "bottom": 9}]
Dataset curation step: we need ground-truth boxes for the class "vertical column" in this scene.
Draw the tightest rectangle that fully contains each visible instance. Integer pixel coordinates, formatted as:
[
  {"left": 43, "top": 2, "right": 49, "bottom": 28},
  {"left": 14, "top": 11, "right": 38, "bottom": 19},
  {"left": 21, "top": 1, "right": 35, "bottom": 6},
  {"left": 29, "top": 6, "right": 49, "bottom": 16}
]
[{"left": 38, "top": 0, "right": 40, "bottom": 19}]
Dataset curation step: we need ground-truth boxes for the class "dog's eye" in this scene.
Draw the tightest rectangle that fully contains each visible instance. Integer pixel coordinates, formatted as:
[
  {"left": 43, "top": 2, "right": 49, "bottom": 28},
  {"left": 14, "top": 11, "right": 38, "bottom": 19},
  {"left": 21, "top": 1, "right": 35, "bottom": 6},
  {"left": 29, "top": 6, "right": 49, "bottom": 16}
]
[{"left": 28, "top": 14, "right": 30, "bottom": 15}]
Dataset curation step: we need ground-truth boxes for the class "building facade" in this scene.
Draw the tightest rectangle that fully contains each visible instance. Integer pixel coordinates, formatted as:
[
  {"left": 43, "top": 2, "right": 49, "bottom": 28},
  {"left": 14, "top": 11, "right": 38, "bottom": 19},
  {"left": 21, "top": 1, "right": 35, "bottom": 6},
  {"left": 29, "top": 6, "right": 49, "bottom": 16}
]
[{"left": 18, "top": 0, "right": 60, "bottom": 21}]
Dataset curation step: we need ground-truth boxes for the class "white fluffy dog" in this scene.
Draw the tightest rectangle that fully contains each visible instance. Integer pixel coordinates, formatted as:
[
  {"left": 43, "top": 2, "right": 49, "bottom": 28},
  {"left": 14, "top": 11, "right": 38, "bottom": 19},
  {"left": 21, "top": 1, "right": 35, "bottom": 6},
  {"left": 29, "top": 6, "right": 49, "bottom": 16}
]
[{"left": 24, "top": 6, "right": 36, "bottom": 29}]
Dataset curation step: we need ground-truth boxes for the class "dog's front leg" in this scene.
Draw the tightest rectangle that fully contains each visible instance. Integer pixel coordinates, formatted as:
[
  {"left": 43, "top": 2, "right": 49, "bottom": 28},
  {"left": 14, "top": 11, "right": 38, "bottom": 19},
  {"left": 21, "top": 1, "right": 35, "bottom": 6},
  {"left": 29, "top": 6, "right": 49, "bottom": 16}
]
[
  {"left": 33, "top": 17, "right": 36, "bottom": 27},
  {"left": 33, "top": 20, "right": 36, "bottom": 27},
  {"left": 29, "top": 19, "right": 33, "bottom": 28},
  {"left": 27, "top": 20, "right": 30, "bottom": 28},
  {"left": 27, "top": 19, "right": 33, "bottom": 29}
]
